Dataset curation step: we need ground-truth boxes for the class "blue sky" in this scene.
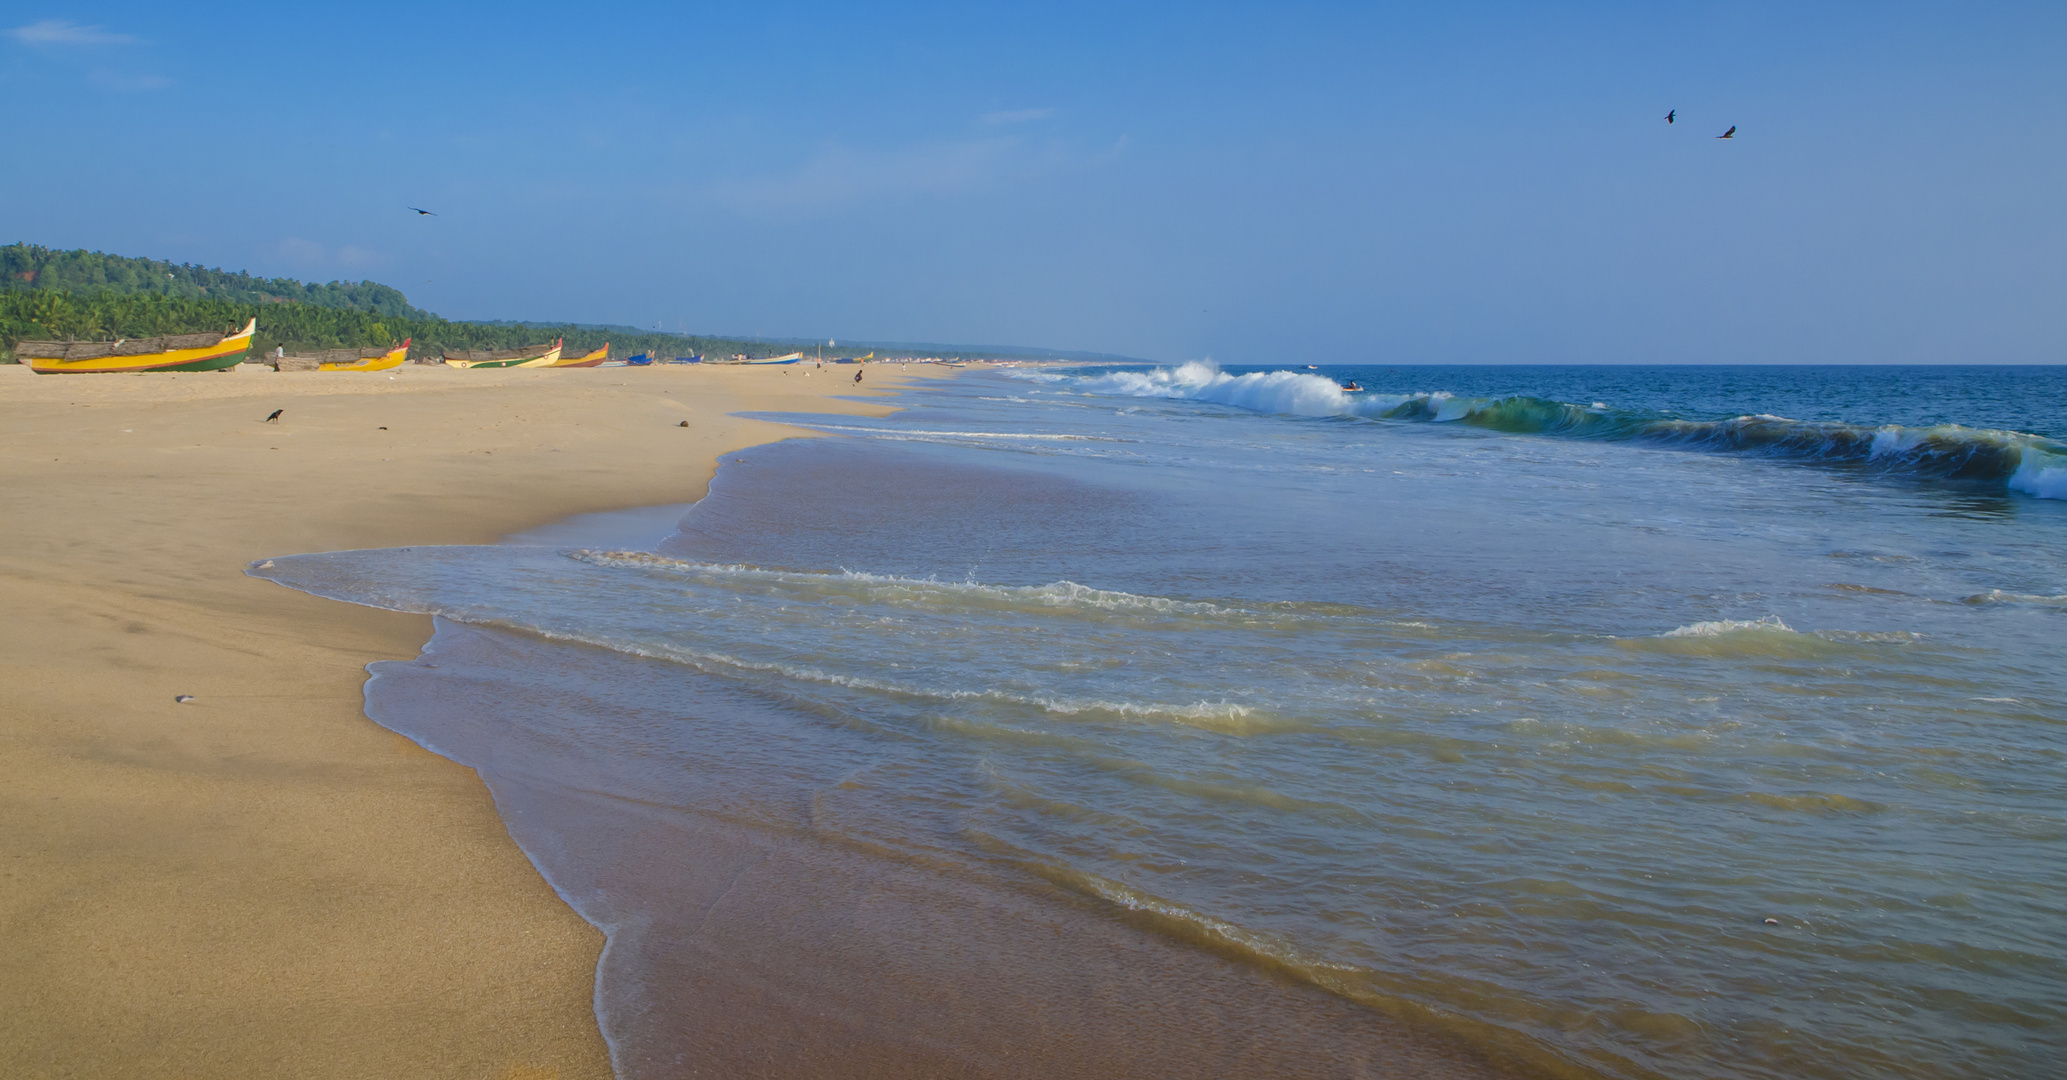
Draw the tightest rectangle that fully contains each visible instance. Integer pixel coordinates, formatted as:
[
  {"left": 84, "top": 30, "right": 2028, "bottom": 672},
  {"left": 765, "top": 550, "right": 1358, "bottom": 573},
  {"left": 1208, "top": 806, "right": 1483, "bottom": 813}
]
[{"left": 4, "top": 1, "right": 2063, "bottom": 363}]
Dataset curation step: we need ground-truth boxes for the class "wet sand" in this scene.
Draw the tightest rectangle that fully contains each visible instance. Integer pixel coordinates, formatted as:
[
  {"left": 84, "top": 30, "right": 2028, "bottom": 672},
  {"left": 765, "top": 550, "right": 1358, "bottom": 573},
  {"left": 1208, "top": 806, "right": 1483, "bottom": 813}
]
[{"left": 0, "top": 359, "right": 931, "bottom": 1079}]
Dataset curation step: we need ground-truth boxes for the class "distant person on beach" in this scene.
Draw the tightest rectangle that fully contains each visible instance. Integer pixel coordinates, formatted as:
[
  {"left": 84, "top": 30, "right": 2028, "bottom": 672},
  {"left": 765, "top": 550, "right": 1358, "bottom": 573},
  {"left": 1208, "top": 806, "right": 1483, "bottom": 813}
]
[{"left": 853, "top": 370, "right": 863, "bottom": 384}]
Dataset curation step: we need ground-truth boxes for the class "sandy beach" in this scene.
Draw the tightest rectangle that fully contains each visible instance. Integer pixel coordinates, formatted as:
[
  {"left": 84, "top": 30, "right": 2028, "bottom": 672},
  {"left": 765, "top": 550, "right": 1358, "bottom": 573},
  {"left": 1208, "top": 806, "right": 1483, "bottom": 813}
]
[{"left": 0, "top": 360, "right": 941, "bottom": 1079}]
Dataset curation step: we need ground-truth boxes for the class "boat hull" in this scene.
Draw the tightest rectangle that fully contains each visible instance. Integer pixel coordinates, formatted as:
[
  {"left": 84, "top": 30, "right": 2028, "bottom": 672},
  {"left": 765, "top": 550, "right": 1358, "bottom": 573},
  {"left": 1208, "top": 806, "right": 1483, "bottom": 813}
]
[
  {"left": 445, "top": 343, "right": 564, "bottom": 369},
  {"left": 320, "top": 339, "right": 409, "bottom": 372},
  {"left": 549, "top": 344, "right": 610, "bottom": 368},
  {"left": 26, "top": 319, "right": 257, "bottom": 374}
]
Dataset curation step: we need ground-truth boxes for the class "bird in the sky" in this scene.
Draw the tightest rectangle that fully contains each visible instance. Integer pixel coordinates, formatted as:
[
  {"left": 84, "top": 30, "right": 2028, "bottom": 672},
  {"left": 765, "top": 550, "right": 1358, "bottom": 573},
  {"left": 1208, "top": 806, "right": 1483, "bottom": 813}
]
[
  {"left": 264, "top": 409, "right": 283, "bottom": 423},
  {"left": 409, "top": 207, "right": 436, "bottom": 215},
  {"left": 1717, "top": 126, "right": 1736, "bottom": 139},
  {"left": 1665, "top": 109, "right": 1676, "bottom": 124}
]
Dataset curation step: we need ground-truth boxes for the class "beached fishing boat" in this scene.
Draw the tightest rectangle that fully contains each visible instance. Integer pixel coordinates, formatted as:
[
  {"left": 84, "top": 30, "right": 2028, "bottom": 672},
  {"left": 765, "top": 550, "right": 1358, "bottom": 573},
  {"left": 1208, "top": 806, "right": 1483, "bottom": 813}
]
[
  {"left": 715, "top": 351, "right": 803, "bottom": 365},
  {"left": 549, "top": 343, "right": 610, "bottom": 368},
  {"left": 442, "top": 339, "right": 563, "bottom": 369},
  {"left": 17, "top": 318, "right": 257, "bottom": 374},
  {"left": 314, "top": 339, "right": 410, "bottom": 372}
]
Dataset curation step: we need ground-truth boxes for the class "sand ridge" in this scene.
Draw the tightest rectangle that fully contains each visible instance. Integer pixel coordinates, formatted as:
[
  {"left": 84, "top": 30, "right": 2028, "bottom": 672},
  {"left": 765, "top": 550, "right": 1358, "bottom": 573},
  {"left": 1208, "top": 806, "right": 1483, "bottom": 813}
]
[{"left": 0, "top": 360, "right": 956, "bottom": 1079}]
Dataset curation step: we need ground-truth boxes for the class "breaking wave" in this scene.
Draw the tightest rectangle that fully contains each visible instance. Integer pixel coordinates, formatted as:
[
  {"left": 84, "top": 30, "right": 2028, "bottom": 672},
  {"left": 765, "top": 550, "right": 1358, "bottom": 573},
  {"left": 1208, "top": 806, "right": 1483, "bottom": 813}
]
[
  {"left": 1962, "top": 590, "right": 2067, "bottom": 607},
  {"left": 1661, "top": 616, "right": 1797, "bottom": 638},
  {"left": 1048, "top": 362, "right": 2067, "bottom": 498}
]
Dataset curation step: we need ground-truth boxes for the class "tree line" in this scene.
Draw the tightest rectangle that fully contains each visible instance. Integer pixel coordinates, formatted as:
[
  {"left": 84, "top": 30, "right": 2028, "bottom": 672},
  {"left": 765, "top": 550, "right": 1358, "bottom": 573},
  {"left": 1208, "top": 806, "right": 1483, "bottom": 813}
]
[
  {"left": 2, "top": 243, "right": 429, "bottom": 319},
  {"left": 1, "top": 242, "right": 1117, "bottom": 364},
  {"left": 1, "top": 288, "right": 795, "bottom": 364}
]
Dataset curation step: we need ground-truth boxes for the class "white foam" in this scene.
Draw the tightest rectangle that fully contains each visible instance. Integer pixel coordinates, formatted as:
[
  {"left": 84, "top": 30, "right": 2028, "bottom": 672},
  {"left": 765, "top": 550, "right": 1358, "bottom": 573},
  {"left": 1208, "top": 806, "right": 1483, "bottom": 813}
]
[
  {"left": 1962, "top": 589, "right": 2067, "bottom": 606},
  {"left": 1060, "top": 360, "right": 1433, "bottom": 420},
  {"left": 1661, "top": 616, "right": 1796, "bottom": 638},
  {"left": 2009, "top": 448, "right": 2067, "bottom": 500},
  {"left": 1868, "top": 425, "right": 1917, "bottom": 459},
  {"left": 492, "top": 622, "right": 1269, "bottom": 730},
  {"left": 567, "top": 550, "right": 1250, "bottom": 617}
]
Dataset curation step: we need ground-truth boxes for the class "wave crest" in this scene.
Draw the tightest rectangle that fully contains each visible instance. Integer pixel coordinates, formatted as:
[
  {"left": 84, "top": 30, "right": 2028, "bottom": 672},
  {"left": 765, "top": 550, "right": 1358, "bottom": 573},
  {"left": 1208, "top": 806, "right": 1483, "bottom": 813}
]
[
  {"left": 1661, "top": 616, "right": 1796, "bottom": 638},
  {"left": 1043, "top": 363, "right": 2067, "bottom": 497}
]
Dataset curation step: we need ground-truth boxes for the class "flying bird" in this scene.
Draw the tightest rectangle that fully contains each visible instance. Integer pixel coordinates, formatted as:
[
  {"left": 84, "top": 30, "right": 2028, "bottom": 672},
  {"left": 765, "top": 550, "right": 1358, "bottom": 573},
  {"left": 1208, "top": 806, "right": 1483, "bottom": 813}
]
[
  {"left": 1665, "top": 109, "right": 1676, "bottom": 124},
  {"left": 1717, "top": 126, "right": 1736, "bottom": 139},
  {"left": 264, "top": 409, "right": 283, "bottom": 423},
  {"left": 409, "top": 207, "right": 436, "bottom": 215}
]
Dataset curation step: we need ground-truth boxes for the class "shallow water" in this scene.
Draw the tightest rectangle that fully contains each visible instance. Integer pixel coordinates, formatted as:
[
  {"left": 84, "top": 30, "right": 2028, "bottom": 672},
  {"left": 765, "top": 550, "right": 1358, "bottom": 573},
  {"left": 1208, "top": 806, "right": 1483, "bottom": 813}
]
[{"left": 255, "top": 364, "right": 2066, "bottom": 1079}]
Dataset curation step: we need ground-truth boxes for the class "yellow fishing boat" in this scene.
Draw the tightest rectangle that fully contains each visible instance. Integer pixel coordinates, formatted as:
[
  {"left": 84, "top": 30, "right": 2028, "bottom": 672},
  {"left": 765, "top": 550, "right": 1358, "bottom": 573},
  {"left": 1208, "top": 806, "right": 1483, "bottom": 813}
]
[
  {"left": 17, "top": 318, "right": 256, "bottom": 374},
  {"left": 319, "top": 338, "right": 409, "bottom": 372},
  {"left": 442, "top": 339, "right": 563, "bottom": 369},
  {"left": 549, "top": 343, "right": 610, "bottom": 368}
]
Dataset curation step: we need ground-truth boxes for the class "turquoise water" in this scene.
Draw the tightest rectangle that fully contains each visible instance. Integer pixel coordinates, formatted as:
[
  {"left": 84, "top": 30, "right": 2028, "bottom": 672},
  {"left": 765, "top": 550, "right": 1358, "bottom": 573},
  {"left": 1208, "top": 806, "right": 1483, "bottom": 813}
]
[{"left": 255, "top": 364, "right": 2065, "bottom": 1079}]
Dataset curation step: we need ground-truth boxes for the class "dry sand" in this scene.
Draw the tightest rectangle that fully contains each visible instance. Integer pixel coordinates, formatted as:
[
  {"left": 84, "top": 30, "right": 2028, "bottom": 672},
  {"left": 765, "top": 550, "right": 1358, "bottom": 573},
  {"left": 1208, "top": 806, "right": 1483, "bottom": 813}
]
[{"left": 0, "top": 359, "right": 950, "bottom": 1079}]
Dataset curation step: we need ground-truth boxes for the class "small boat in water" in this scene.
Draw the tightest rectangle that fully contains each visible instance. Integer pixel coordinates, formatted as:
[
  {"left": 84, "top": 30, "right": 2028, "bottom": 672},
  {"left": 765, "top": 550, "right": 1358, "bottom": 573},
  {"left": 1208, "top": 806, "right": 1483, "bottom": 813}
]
[
  {"left": 549, "top": 343, "right": 610, "bottom": 368},
  {"left": 19, "top": 318, "right": 257, "bottom": 374},
  {"left": 443, "top": 339, "right": 563, "bottom": 369},
  {"left": 1341, "top": 381, "right": 1364, "bottom": 392}
]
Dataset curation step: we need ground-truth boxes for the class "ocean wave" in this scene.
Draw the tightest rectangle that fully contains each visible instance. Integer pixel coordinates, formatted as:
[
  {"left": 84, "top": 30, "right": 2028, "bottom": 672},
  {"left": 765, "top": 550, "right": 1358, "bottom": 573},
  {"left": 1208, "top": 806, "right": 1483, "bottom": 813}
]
[
  {"left": 568, "top": 549, "right": 1253, "bottom": 619},
  {"left": 1040, "top": 362, "right": 2067, "bottom": 498},
  {"left": 1660, "top": 616, "right": 1796, "bottom": 638},
  {"left": 1962, "top": 589, "right": 2067, "bottom": 606},
  {"left": 468, "top": 617, "right": 1288, "bottom": 733},
  {"left": 1612, "top": 616, "right": 1931, "bottom": 659},
  {"left": 255, "top": 550, "right": 1290, "bottom": 731}
]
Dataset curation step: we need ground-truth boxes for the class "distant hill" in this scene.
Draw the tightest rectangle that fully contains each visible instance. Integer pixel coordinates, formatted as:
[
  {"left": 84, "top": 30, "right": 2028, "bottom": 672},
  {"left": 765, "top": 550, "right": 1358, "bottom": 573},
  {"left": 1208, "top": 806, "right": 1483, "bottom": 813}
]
[
  {"left": 0, "top": 243, "right": 1147, "bottom": 366},
  {"left": 1, "top": 243, "right": 430, "bottom": 319}
]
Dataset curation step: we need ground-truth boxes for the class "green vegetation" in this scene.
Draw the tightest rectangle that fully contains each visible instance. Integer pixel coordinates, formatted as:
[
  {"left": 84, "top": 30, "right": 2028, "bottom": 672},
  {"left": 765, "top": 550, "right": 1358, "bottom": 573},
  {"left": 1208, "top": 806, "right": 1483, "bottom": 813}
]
[
  {"left": 3, "top": 243, "right": 429, "bottom": 319},
  {"left": 1, "top": 242, "right": 1140, "bottom": 365},
  {"left": 0, "top": 288, "right": 794, "bottom": 364},
  {"left": 0, "top": 244, "right": 794, "bottom": 363}
]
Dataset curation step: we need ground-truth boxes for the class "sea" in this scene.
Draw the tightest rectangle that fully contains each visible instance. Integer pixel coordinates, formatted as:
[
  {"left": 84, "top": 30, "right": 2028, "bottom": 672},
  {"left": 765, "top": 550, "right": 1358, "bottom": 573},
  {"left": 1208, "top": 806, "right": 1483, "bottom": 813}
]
[{"left": 253, "top": 363, "right": 2066, "bottom": 1080}]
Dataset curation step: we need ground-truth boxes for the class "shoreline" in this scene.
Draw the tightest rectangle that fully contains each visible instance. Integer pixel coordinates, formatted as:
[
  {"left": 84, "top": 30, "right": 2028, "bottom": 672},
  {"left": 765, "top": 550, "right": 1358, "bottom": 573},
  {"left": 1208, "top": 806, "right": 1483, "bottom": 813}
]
[{"left": 0, "top": 360, "right": 954, "bottom": 1078}]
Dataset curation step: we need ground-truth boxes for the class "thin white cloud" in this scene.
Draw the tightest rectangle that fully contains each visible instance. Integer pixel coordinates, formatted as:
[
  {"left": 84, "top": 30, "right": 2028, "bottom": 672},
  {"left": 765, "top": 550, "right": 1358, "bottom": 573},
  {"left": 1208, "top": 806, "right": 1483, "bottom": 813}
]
[
  {"left": 713, "top": 138, "right": 1027, "bottom": 212},
  {"left": 981, "top": 107, "right": 1055, "bottom": 126},
  {"left": 10, "top": 19, "right": 137, "bottom": 46},
  {"left": 88, "top": 68, "right": 170, "bottom": 91},
  {"left": 273, "top": 238, "right": 332, "bottom": 272},
  {"left": 271, "top": 239, "right": 383, "bottom": 273}
]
